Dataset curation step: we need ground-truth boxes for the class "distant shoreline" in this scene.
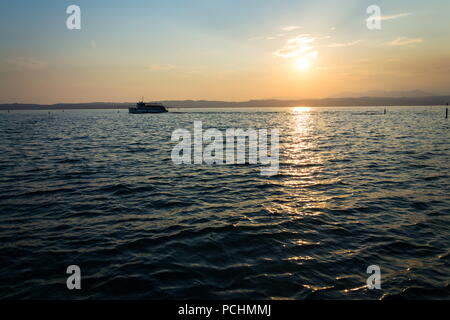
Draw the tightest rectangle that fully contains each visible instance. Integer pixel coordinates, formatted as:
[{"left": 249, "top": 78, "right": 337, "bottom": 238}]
[{"left": 1, "top": 96, "right": 449, "bottom": 110}]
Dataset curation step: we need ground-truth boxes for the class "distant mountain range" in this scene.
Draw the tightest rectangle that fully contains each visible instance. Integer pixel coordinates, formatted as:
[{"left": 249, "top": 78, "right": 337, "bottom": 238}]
[
  {"left": 328, "top": 90, "right": 437, "bottom": 99},
  {"left": 1, "top": 95, "right": 449, "bottom": 110}
]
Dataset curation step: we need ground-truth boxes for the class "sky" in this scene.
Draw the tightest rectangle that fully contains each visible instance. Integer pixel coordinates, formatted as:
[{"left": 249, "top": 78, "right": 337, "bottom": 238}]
[{"left": 0, "top": 0, "right": 449, "bottom": 103}]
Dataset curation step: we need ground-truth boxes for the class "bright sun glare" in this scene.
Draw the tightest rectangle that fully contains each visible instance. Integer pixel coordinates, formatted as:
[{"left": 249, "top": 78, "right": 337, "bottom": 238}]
[
  {"left": 295, "top": 57, "right": 311, "bottom": 71},
  {"left": 293, "top": 106, "right": 311, "bottom": 112}
]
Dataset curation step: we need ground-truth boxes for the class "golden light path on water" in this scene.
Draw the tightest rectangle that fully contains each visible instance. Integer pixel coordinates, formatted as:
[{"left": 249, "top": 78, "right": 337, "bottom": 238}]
[
  {"left": 292, "top": 106, "right": 312, "bottom": 113},
  {"left": 263, "top": 107, "right": 375, "bottom": 296},
  {"left": 265, "top": 107, "right": 331, "bottom": 220}
]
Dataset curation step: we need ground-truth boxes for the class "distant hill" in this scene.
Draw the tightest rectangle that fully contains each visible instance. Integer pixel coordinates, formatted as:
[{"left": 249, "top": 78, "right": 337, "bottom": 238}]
[
  {"left": 1, "top": 96, "right": 449, "bottom": 110},
  {"left": 160, "top": 96, "right": 450, "bottom": 108},
  {"left": 329, "top": 90, "right": 435, "bottom": 99}
]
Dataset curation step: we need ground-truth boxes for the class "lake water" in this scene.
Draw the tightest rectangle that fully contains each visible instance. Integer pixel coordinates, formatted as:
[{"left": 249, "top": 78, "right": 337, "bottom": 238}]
[{"left": 0, "top": 106, "right": 449, "bottom": 299}]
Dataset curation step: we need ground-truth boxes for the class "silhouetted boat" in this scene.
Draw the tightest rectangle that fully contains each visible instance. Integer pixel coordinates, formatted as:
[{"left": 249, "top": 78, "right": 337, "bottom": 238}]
[{"left": 129, "top": 100, "right": 168, "bottom": 114}]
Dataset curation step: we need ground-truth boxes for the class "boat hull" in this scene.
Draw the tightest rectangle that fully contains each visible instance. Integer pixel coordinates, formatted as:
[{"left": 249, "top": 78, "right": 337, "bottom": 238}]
[{"left": 129, "top": 108, "right": 168, "bottom": 114}]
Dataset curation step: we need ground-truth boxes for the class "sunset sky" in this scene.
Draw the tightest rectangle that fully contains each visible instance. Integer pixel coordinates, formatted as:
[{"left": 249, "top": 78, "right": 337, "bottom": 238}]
[{"left": 0, "top": 0, "right": 449, "bottom": 103}]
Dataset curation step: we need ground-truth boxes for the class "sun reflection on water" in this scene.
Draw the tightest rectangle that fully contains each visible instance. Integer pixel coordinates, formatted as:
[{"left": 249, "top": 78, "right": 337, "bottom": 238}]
[
  {"left": 264, "top": 110, "right": 332, "bottom": 216},
  {"left": 292, "top": 106, "right": 311, "bottom": 113}
]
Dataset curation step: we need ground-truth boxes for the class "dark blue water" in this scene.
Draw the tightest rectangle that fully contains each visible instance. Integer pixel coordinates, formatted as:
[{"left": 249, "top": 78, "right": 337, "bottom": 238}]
[{"left": 0, "top": 106, "right": 449, "bottom": 299}]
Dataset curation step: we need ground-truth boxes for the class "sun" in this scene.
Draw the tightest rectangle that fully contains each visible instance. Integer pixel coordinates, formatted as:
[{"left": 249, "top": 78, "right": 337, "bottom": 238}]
[{"left": 295, "top": 57, "right": 311, "bottom": 71}]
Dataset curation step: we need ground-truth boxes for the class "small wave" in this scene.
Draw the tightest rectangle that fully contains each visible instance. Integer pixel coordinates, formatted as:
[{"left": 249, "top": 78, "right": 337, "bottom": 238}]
[{"left": 95, "top": 183, "right": 157, "bottom": 196}]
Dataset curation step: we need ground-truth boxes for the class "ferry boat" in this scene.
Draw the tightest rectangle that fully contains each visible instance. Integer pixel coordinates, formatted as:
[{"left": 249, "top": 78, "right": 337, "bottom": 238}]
[{"left": 129, "top": 100, "right": 168, "bottom": 114}]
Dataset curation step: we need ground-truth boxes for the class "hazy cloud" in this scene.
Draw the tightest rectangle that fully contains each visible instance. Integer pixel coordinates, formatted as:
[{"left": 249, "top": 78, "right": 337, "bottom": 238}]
[
  {"left": 266, "top": 33, "right": 286, "bottom": 40},
  {"left": 3, "top": 57, "right": 47, "bottom": 70},
  {"left": 273, "top": 34, "right": 316, "bottom": 58},
  {"left": 250, "top": 33, "right": 286, "bottom": 41},
  {"left": 328, "top": 40, "right": 361, "bottom": 48},
  {"left": 386, "top": 37, "right": 424, "bottom": 46},
  {"left": 379, "top": 12, "right": 412, "bottom": 21},
  {"left": 282, "top": 25, "right": 302, "bottom": 32},
  {"left": 148, "top": 64, "right": 176, "bottom": 70}
]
